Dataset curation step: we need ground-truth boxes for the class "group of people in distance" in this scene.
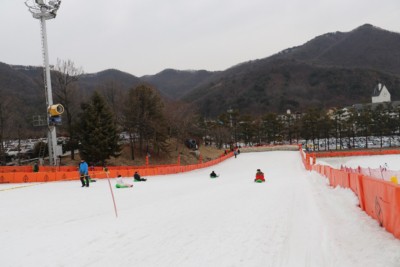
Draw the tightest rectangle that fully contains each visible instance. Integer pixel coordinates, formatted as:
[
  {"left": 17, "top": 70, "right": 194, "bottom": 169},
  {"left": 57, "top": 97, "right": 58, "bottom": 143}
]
[
  {"left": 78, "top": 159, "right": 147, "bottom": 188},
  {"left": 79, "top": 158, "right": 265, "bottom": 188},
  {"left": 209, "top": 168, "right": 265, "bottom": 182},
  {"left": 116, "top": 171, "right": 147, "bottom": 188}
]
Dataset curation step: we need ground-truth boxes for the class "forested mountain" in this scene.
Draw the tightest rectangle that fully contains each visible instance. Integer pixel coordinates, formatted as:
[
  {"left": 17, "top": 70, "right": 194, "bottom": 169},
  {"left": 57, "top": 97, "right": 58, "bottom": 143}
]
[
  {"left": 181, "top": 24, "right": 400, "bottom": 116},
  {"left": 141, "top": 69, "right": 216, "bottom": 100},
  {"left": 0, "top": 63, "right": 45, "bottom": 125},
  {"left": 1, "top": 23, "right": 400, "bottom": 135},
  {"left": 78, "top": 69, "right": 142, "bottom": 94},
  {"left": 275, "top": 24, "right": 400, "bottom": 74}
]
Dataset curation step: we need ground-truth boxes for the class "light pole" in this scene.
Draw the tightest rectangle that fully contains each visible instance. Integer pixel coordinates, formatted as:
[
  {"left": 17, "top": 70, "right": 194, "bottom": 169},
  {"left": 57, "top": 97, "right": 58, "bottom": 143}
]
[{"left": 25, "top": 0, "right": 61, "bottom": 165}]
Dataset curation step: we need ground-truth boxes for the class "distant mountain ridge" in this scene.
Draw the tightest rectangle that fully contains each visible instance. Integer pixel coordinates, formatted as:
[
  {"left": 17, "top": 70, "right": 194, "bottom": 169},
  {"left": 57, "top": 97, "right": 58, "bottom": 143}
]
[
  {"left": 77, "top": 68, "right": 142, "bottom": 94},
  {"left": 180, "top": 24, "right": 400, "bottom": 115},
  {"left": 274, "top": 24, "right": 400, "bottom": 74},
  {"left": 141, "top": 69, "right": 217, "bottom": 100},
  {"left": 1, "top": 23, "right": 400, "bottom": 121}
]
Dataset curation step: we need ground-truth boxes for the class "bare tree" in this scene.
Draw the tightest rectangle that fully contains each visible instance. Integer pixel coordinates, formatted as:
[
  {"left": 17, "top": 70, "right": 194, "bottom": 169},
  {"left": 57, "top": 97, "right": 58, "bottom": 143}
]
[
  {"left": 0, "top": 99, "right": 9, "bottom": 164},
  {"left": 0, "top": 93, "right": 17, "bottom": 164},
  {"left": 164, "top": 101, "right": 197, "bottom": 152},
  {"left": 53, "top": 59, "right": 84, "bottom": 159},
  {"left": 99, "top": 80, "right": 125, "bottom": 125}
]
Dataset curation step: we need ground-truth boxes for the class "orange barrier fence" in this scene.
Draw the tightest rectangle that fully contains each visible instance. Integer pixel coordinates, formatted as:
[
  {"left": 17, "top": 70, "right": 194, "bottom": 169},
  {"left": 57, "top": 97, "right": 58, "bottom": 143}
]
[
  {"left": 314, "top": 149, "right": 400, "bottom": 158},
  {"left": 0, "top": 146, "right": 300, "bottom": 184},
  {"left": 361, "top": 176, "right": 400, "bottom": 238},
  {"left": 341, "top": 165, "right": 400, "bottom": 183},
  {"left": 0, "top": 163, "right": 182, "bottom": 173},
  {"left": 0, "top": 166, "right": 34, "bottom": 173},
  {"left": 300, "top": 148, "right": 311, "bottom": 171},
  {"left": 303, "top": 149, "right": 400, "bottom": 239},
  {"left": 0, "top": 153, "right": 233, "bottom": 184}
]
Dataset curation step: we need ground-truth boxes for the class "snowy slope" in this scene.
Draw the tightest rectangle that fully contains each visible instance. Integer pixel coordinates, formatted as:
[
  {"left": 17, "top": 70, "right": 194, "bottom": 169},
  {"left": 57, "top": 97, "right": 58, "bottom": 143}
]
[
  {"left": 317, "top": 154, "right": 400, "bottom": 170},
  {"left": 1, "top": 151, "right": 399, "bottom": 267}
]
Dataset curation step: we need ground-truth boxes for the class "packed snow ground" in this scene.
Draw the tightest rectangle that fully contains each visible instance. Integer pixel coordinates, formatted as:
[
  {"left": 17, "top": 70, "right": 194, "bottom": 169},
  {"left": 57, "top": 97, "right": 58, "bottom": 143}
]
[
  {"left": 1, "top": 151, "right": 400, "bottom": 267},
  {"left": 317, "top": 154, "right": 400, "bottom": 170}
]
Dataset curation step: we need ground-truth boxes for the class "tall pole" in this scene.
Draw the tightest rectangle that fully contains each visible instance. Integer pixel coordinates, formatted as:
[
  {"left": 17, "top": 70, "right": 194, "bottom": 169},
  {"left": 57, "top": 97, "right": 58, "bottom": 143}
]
[
  {"left": 26, "top": 0, "right": 61, "bottom": 165},
  {"left": 40, "top": 16, "right": 57, "bottom": 165}
]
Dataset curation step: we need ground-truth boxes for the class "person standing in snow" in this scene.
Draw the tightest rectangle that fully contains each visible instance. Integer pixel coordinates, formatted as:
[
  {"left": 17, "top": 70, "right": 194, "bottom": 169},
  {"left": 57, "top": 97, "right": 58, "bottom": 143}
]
[
  {"left": 254, "top": 169, "right": 265, "bottom": 182},
  {"left": 79, "top": 159, "right": 90, "bottom": 187},
  {"left": 33, "top": 161, "right": 39, "bottom": 172}
]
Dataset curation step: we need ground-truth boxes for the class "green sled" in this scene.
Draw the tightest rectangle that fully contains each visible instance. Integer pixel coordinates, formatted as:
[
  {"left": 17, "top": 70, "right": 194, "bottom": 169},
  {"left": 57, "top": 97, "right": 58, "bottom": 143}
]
[{"left": 116, "top": 184, "right": 130, "bottom": 188}]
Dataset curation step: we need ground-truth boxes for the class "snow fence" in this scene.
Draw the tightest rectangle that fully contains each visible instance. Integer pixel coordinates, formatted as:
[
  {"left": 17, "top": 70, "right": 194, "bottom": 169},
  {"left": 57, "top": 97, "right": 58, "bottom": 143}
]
[
  {"left": 0, "top": 145, "right": 300, "bottom": 184},
  {"left": 302, "top": 149, "right": 400, "bottom": 239},
  {"left": 0, "top": 151, "right": 235, "bottom": 183},
  {"left": 341, "top": 165, "right": 400, "bottom": 183}
]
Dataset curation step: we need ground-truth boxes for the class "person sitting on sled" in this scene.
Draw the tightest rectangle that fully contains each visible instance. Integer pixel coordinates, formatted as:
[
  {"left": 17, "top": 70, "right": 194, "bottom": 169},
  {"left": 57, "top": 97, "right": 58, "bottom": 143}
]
[
  {"left": 134, "top": 171, "right": 147, "bottom": 182},
  {"left": 210, "top": 171, "right": 218, "bottom": 178},
  {"left": 116, "top": 175, "right": 133, "bottom": 188},
  {"left": 254, "top": 169, "right": 265, "bottom": 182}
]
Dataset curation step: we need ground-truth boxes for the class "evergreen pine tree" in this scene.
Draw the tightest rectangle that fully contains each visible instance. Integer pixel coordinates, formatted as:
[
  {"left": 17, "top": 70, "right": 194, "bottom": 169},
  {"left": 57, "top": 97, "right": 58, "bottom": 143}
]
[{"left": 78, "top": 91, "right": 121, "bottom": 164}]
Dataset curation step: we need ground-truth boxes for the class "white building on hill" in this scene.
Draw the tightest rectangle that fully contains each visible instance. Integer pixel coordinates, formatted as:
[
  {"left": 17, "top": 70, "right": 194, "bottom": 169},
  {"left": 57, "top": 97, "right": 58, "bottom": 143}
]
[{"left": 372, "top": 83, "right": 390, "bottom": 103}]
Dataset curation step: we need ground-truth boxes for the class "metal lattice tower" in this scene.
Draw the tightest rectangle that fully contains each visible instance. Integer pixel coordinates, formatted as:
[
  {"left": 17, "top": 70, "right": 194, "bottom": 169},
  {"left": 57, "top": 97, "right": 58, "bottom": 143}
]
[{"left": 25, "top": 0, "right": 61, "bottom": 165}]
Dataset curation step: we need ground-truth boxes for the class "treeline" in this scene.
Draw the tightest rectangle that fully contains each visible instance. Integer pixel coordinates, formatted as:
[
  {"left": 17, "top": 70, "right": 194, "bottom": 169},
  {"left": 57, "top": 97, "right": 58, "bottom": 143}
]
[
  {"left": 212, "top": 104, "right": 400, "bottom": 151},
  {"left": 1, "top": 60, "right": 400, "bottom": 165}
]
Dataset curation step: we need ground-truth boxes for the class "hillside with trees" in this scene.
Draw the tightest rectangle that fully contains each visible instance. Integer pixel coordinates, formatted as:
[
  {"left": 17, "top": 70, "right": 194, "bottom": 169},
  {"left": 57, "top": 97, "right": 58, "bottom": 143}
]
[
  {"left": 1, "top": 24, "right": 400, "bottom": 166},
  {"left": 141, "top": 68, "right": 216, "bottom": 100},
  {"left": 181, "top": 24, "right": 400, "bottom": 116}
]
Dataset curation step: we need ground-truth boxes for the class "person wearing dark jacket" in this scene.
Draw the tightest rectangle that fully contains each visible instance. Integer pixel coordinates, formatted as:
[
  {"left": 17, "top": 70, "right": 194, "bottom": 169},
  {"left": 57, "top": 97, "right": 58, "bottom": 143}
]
[
  {"left": 79, "top": 159, "right": 90, "bottom": 187},
  {"left": 210, "top": 171, "right": 218, "bottom": 178},
  {"left": 33, "top": 162, "right": 39, "bottom": 172},
  {"left": 133, "top": 171, "right": 147, "bottom": 182}
]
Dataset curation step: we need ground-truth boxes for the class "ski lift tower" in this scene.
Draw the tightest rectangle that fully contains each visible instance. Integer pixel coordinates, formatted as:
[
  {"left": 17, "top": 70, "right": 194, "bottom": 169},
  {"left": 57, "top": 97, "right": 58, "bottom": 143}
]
[{"left": 25, "top": 0, "right": 62, "bottom": 165}]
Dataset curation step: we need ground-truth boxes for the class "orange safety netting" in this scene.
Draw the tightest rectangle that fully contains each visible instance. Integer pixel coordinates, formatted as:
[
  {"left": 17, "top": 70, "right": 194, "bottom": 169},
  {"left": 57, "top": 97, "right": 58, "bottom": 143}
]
[
  {"left": 0, "top": 152, "right": 233, "bottom": 184},
  {"left": 341, "top": 166, "right": 400, "bottom": 182},
  {"left": 305, "top": 149, "right": 400, "bottom": 239}
]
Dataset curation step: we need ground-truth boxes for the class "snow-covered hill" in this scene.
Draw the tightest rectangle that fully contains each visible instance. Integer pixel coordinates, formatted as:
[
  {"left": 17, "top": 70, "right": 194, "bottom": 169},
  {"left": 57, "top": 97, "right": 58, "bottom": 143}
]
[{"left": 1, "top": 151, "right": 399, "bottom": 267}]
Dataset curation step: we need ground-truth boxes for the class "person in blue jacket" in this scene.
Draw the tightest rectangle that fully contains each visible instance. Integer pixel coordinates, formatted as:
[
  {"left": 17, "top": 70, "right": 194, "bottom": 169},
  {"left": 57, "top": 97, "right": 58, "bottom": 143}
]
[{"left": 79, "top": 159, "right": 89, "bottom": 187}]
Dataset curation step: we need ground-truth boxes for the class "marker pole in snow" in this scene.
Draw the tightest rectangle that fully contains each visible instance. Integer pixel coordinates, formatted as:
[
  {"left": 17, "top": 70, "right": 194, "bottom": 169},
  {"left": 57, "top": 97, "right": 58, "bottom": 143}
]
[{"left": 106, "top": 172, "right": 118, "bottom": 218}]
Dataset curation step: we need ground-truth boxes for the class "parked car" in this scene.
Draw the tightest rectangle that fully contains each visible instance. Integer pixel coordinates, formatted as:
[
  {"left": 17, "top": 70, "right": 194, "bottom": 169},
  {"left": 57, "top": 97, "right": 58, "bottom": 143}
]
[{"left": 6, "top": 148, "right": 19, "bottom": 159}]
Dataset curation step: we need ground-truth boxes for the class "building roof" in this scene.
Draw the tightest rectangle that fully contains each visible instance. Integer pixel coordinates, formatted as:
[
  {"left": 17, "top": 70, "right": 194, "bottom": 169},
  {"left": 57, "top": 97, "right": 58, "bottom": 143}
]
[{"left": 372, "top": 83, "right": 385, "bottom": 97}]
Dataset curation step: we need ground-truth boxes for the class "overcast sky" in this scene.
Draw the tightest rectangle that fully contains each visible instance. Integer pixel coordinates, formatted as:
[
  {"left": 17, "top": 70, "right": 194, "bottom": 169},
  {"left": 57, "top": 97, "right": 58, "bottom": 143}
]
[{"left": 1, "top": 0, "right": 399, "bottom": 77}]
